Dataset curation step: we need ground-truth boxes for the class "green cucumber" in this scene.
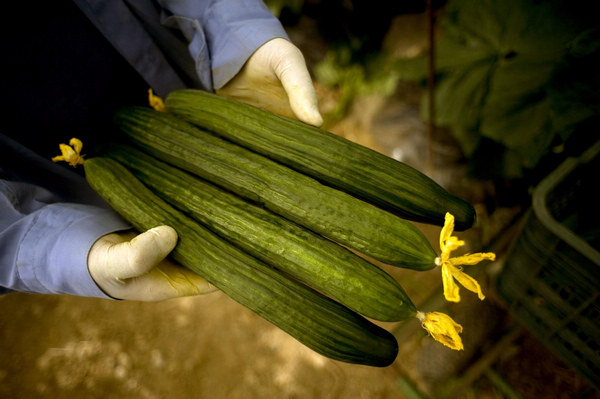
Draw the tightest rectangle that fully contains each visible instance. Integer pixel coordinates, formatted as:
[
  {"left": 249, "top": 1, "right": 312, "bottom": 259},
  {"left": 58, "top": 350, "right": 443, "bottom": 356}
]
[{"left": 164, "top": 89, "right": 475, "bottom": 231}]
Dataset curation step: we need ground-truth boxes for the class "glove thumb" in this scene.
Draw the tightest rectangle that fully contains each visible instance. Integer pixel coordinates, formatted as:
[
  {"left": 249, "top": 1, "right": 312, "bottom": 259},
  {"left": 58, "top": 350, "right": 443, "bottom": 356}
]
[
  {"left": 89, "top": 226, "right": 217, "bottom": 301},
  {"left": 109, "top": 225, "right": 177, "bottom": 280},
  {"left": 270, "top": 39, "right": 323, "bottom": 127}
]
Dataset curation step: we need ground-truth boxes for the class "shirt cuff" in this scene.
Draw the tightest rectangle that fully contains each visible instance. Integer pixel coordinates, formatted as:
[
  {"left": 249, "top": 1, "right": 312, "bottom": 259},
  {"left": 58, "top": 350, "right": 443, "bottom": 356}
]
[
  {"left": 17, "top": 203, "right": 131, "bottom": 299},
  {"left": 205, "top": 0, "right": 290, "bottom": 89},
  {"left": 161, "top": 0, "right": 289, "bottom": 90}
]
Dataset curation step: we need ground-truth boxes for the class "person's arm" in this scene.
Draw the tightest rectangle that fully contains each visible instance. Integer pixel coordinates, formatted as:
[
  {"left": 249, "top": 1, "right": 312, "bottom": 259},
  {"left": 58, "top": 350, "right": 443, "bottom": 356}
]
[
  {"left": 0, "top": 181, "right": 215, "bottom": 300},
  {"left": 159, "top": 0, "right": 323, "bottom": 126},
  {"left": 1, "top": 135, "right": 215, "bottom": 300},
  {"left": 159, "top": 0, "right": 289, "bottom": 89},
  {"left": 0, "top": 180, "right": 128, "bottom": 298}
]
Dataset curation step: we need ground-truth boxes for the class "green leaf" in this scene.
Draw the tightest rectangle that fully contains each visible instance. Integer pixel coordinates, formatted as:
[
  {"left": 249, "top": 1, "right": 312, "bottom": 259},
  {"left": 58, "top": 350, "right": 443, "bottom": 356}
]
[
  {"left": 420, "top": 60, "right": 496, "bottom": 132},
  {"left": 480, "top": 58, "right": 555, "bottom": 147},
  {"left": 398, "top": 0, "right": 598, "bottom": 178}
]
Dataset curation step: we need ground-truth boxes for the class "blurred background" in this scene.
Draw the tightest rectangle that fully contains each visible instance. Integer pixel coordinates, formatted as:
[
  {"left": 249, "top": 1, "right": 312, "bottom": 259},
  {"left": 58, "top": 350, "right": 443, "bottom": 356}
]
[{"left": 1, "top": 0, "right": 599, "bottom": 398}]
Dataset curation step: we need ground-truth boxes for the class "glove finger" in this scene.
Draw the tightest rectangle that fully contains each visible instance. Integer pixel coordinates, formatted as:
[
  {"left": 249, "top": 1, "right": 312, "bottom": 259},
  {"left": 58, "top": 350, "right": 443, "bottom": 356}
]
[
  {"left": 114, "top": 259, "right": 218, "bottom": 301},
  {"left": 109, "top": 225, "right": 178, "bottom": 280},
  {"left": 273, "top": 43, "right": 323, "bottom": 127}
]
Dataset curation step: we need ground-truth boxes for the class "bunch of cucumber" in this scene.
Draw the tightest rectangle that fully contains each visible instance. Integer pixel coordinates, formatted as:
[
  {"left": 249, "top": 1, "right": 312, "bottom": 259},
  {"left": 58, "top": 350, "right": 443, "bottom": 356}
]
[{"left": 84, "top": 90, "right": 476, "bottom": 367}]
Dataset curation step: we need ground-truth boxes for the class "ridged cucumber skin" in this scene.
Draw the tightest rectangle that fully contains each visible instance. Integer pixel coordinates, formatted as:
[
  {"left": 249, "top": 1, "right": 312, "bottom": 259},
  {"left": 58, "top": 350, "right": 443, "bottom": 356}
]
[
  {"left": 164, "top": 89, "right": 476, "bottom": 231},
  {"left": 114, "top": 107, "right": 437, "bottom": 270},
  {"left": 106, "top": 145, "right": 417, "bottom": 322},
  {"left": 84, "top": 157, "right": 400, "bottom": 367}
]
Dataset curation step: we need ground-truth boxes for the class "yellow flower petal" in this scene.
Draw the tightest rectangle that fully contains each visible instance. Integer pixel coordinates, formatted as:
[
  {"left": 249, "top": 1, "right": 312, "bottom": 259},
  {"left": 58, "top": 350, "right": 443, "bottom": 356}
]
[
  {"left": 449, "top": 263, "right": 485, "bottom": 300},
  {"left": 450, "top": 252, "right": 496, "bottom": 266},
  {"left": 52, "top": 140, "right": 85, "bottom": 167},
  {"left": 148, "top": 88, "right": 165, "bottom": 112},
  {"left": 417, "top": 311, "right": 464, "bottom": 351},
  {"left": 439, "top": 212, "right": 455, "bottom": 252},
  {"left": 441, "top": 264, "right": 461, "bottom": 302},
  {"left": 443, "top": 236, "right": 465, "bottom": 259},
  {"left": 436, "top": 212, "right": 496, "bottom": 303},
  {"left": 69, "top": 137, "right": 83, "bottom": 154}
]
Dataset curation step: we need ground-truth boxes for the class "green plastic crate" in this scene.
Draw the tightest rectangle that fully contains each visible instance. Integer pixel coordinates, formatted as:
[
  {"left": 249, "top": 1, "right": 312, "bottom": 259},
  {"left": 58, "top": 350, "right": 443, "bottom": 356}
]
[{"left": 497, "top": 140, "right": 600, "bottom": 391}]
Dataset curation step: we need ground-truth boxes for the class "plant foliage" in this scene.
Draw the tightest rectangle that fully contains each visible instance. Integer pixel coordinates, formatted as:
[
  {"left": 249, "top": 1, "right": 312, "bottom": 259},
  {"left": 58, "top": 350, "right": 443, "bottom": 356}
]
[{"left": 396, "top": 0, "right": 600, "bottom": 179}]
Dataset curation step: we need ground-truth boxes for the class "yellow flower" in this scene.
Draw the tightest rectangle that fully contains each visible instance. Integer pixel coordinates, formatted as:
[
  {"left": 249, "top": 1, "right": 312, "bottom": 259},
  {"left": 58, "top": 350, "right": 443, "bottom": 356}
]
[
  {"left": 51, "top": 138, "right": 85, "bottom": 167},
  {"left": 417, "top": 311, "right": 464, "bottom": 351},
  {"left": 436, "top": 212, "right": 496, "bottom": 303},
  {"left": 148, "top": 88, "right": 165, "bottom": 112}
]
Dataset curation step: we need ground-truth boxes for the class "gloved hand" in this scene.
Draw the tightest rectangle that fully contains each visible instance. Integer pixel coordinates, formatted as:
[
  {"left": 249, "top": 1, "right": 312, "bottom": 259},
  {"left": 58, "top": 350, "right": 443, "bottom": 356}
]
[
  {"left": 217, "top": 38, "right": 323, "bottom": 127},
  {"left": 88, "top": 225, "right": 216, "bottom": 301}
]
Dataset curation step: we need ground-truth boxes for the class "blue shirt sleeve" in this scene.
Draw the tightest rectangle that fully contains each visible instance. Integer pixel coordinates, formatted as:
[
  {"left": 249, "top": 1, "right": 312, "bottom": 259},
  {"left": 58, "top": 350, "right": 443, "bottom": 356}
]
[
  {"left": 0, "top": 135, "right": 130, "bottom": 298},
  {"left": 0, "top": 184, "right": 130, "bottom": 298},
  {"left": 74, "top": 0, "right": 289, "bottom": 93},
  {"left": 159, "top": 0, "right": 290, "bottom": 90}
]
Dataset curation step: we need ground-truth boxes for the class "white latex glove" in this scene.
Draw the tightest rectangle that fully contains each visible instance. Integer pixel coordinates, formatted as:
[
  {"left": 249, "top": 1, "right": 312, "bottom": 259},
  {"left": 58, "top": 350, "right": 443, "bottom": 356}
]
[
  {"left": 216, "top": 38, "right": 323, "bottom": 127},
  {"left": 88, "top": 225, "right": 216, "bottom": 301}
]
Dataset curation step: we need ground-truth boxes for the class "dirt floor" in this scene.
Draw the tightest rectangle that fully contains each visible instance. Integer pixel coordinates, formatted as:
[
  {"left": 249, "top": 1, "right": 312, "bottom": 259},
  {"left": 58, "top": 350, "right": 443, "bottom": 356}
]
[
  {"left": 2, "top": 10, "right": 599, "bottom": 399},
  {"left": 0, "top": 288, "right": 409, "bottom": 399}
]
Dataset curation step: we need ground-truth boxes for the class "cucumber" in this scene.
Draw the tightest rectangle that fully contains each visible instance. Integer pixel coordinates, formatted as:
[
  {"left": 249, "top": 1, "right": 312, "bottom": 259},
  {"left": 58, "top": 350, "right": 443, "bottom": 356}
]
[
  {"left": 114, "top": 106, "right": 438, "bottom": 270},
  {"left": 84, "top": 157, "right": 400, "bottom": 367},
  {"left": 105, "top": 144, "right": 417, "bottom": 322},
  {"left": 164, "top": 89, "right": 476, "bottom": 230}
]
